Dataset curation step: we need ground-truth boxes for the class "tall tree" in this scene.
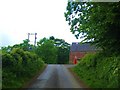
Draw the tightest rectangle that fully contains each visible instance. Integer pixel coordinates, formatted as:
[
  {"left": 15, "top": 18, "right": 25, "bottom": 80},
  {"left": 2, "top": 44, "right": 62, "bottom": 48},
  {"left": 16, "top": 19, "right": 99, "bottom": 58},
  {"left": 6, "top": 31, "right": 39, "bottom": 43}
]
[
  {"left": 36, "top": 36, "right": 70, "bottom": 64},
  {"left": 50, "top": 36, "right": 70, "bottom": 64},
  {"left": 36, "top": 38, "right": 58, "bottom": 64},
  {"left": 64, "top": 1, "right": 120, "bottom": 54}
]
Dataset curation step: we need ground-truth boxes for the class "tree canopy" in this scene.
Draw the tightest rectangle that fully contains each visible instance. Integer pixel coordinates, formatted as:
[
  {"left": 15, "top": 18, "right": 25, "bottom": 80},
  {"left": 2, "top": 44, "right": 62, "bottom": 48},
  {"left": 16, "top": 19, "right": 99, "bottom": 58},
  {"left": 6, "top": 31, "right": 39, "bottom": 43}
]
[
  {"left": 36, "top": 37, "right": 58, "bottom": 64},
  {"left": 50, "top": 36, "right": 70, "bottom": 64},
  {"left": 64, "top": 1, "right": 120, "bottom": 54},
  {"left": 36, "top": 36, "right": 70, "bottom": 64}
]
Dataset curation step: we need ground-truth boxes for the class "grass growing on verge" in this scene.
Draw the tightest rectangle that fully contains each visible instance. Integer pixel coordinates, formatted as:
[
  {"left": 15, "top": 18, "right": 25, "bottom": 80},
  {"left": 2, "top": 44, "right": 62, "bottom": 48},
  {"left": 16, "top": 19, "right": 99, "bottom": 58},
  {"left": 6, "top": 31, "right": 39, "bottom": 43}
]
[{"left": 72, "top": 52, "right": 119, "bottom": 88}]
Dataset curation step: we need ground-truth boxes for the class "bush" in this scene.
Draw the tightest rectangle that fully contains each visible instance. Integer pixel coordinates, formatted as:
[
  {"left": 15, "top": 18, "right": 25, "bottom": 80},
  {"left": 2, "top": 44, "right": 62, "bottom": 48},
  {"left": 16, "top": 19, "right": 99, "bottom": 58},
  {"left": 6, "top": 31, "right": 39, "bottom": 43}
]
[
  {"left": 73, "top": 52, "right": 119, "bottom": 88},
  {"left": 2, "top": 53, "right": 15, "bottom": 68},
  {"left": 2, "top": 48, "right": 44, "bottom": 88}
]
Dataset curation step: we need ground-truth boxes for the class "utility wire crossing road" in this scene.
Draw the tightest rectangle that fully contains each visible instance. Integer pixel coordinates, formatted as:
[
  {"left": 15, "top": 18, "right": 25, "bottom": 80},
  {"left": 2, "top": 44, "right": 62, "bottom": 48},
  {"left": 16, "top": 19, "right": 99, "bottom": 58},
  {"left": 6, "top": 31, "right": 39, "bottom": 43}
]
[{"left": 27, "top": 64, "right": 85, "bottom": 89}]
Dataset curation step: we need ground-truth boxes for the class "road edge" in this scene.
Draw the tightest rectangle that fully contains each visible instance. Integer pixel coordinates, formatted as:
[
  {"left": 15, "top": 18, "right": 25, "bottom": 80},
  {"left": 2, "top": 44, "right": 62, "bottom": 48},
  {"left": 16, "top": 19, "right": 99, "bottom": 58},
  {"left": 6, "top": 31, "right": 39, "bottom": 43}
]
[
  {"left": 68, "top": 67, "right": 92, "bottom": 90},
  {"left": 20, "top": 64, "right": 47, "bottom": 89}
]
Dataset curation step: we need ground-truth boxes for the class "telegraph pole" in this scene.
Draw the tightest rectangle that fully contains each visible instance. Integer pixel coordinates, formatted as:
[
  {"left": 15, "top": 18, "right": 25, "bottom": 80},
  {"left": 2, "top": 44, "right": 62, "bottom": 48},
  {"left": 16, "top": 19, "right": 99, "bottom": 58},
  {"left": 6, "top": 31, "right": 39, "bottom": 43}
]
[
  {"left": 27, "top": 33, "right": 37, "bottom": 47},
  {"left": 34, "top": 33, "right": 37, "bottom": 46},
  {"left": 28, "top": 33, "right": 30, "bottom": 41}
]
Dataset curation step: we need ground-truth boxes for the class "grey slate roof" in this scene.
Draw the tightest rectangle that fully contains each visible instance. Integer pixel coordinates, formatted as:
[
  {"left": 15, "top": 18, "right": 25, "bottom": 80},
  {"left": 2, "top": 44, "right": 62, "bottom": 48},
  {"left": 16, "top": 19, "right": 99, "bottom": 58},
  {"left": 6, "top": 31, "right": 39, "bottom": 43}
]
[{"left": 70, "top": 42, "right": 97, "bottom": 52}]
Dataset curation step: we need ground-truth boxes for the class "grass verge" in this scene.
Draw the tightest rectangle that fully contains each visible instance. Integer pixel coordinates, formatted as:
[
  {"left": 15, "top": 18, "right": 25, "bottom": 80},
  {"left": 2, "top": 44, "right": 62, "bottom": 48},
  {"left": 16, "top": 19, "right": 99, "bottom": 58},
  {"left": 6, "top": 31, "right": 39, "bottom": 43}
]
[
  {"left": 69, "top": 67, "right": 90, "bottom": 88},
  {"left": 71, "top": 53, "right": 119, "bottom": 88}
]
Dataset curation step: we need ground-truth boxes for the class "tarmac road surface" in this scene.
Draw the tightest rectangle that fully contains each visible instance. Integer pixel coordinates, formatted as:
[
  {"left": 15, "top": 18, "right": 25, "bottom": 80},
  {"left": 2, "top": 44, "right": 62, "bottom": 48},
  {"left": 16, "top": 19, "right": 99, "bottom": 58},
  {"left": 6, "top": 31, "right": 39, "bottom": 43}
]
[{"left": 27, "top": 64, "right": 85, "bottom": 89}]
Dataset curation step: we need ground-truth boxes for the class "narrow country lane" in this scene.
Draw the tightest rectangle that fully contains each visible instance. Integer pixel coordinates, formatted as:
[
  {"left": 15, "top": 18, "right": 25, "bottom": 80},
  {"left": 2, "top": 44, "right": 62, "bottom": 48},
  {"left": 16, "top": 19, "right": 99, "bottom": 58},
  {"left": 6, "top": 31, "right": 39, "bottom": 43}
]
[{"left": 27, "top": 64, "right": 85, "bottom": 89}]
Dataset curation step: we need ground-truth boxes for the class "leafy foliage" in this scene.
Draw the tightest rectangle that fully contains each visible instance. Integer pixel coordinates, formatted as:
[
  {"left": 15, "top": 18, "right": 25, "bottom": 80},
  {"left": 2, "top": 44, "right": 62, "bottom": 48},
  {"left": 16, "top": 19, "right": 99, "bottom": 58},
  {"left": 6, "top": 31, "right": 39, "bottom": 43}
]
[
  {"left": 65, "top": 2, "right": 120, "bottom": 88},
  {"left": 36, "top": 36, "right": 70, "bottom": 64},
  {"left": 2, "top": 40, "right": 44, "bottom": 88},
  {"left": 73, "top": 53, "right": 119, "bottom": 88},
  {"left": 49, "top": 36, "right": 70, "bottom": 64},
  {"left": 1, "top": 39, "right": 35, "bottom": 53},
  {"left": 36, "top": 37, "right": 58, "bottom": 64},
  {"left": 2, "top": 36, "right": 70, "bottom": 88},
  {"left": 64, "top": 2, "right": 120, "bottom": 54}
]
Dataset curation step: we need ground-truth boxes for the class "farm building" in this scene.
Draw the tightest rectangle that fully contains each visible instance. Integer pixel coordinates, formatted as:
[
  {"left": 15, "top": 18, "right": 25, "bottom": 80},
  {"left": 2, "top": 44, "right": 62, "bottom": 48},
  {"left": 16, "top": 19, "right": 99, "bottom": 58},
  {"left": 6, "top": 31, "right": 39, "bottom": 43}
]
[{"left": 69, "top": 42, "right": 97, "bottom": 64}]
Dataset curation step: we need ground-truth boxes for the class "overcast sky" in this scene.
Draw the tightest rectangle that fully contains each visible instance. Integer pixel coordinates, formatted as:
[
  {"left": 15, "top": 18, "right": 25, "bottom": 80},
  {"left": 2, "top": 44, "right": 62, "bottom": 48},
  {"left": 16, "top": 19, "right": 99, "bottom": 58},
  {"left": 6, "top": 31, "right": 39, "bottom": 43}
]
[{"left": 0, "top": 0, "right": 82, "bottom": 47}]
